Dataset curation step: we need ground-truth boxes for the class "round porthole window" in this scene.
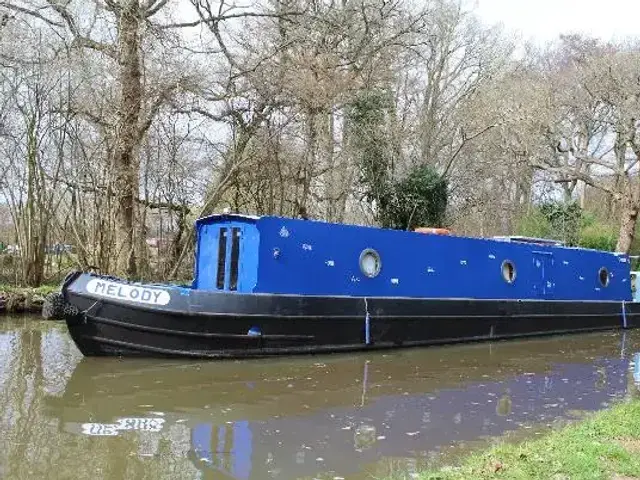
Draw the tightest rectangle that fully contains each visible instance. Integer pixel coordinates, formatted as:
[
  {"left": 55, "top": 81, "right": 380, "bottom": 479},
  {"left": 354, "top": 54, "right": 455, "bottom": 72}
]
[
  {"left": 501, "top": 260, "right": 516, "bottom": 284},
  {"left": 599, "top": 267, "right": 609, "bottom": 287},
  {"left": 359, "top": 249, "right": 381, "bottom": 278}
]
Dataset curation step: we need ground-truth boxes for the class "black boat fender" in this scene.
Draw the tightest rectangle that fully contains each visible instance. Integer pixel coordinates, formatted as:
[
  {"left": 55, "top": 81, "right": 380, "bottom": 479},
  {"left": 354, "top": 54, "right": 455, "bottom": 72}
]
[
  {"left": 42, "top": 293, "right": 81, "bottom": 320},
  {"left": 42, "top": 270, "right": 83, "bottom": 320},
  {"left": 42, "top": 292, "right": 65, "bottom": 320}
]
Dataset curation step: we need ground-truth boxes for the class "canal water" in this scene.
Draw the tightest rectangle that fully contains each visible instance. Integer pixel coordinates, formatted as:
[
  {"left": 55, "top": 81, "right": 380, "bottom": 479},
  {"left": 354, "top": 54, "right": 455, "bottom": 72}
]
[{"left": 1, "top": 317, "right": 640, "bottom": 480}]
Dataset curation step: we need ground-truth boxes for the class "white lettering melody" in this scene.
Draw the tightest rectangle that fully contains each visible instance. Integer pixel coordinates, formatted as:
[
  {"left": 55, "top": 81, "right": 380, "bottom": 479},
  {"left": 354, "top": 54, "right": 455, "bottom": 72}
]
[{"left": 86, "top": 279, "right": 171, "bottom": 305}]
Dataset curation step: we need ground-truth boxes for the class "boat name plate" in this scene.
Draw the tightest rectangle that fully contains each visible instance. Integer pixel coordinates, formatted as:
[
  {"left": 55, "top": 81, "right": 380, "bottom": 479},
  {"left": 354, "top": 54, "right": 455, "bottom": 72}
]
[{"left": 86, "top": 279, "right": 171, "bottom": 306}]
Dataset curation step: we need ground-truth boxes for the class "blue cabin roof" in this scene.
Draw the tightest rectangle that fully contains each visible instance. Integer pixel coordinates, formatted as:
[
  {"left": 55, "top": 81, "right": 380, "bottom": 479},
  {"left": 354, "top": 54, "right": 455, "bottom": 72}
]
[{"left": 193, "top": 214, "right": 632, "bottom": 302}]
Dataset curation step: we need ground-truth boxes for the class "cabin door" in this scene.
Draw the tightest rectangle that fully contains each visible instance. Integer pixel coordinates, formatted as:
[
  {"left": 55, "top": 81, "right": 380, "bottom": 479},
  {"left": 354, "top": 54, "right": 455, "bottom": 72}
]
[
  {"left": 216, "top": 225, "right": 242, "bottom": 291},
  {"left": 532, "top": 251, "right": 554, "bottom": 298},
  {"left": 197, "top": 222, "right": 254, "bottom": 291}
]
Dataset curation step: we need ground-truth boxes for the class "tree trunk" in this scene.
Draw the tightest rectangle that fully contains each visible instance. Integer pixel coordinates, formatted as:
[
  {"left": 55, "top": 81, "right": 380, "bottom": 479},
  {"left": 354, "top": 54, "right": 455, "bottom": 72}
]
[
  {"left": 616, "top": 202, "right": 638, "bottom": 253},
  {"left": 167, "top": 208, "right": 187, "bottom": 276},
  {"left": 296, "top": 109, "right": 322, "bottom": 218},
  {"left": 23, "top": 112, "right": 46, "bottom": 286},
  {"left": 113, "top": 0, "right": 143, "bottom": 277}
]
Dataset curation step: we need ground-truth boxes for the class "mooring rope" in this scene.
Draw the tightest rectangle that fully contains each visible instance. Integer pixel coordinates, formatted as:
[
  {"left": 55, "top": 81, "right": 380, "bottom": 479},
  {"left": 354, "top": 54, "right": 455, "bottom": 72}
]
[
  {"left": 364, "top": 297, "right": 371, "bottom": 345},
  {"left": 622, "top": 300, "right": 628, "bottom": 329}
]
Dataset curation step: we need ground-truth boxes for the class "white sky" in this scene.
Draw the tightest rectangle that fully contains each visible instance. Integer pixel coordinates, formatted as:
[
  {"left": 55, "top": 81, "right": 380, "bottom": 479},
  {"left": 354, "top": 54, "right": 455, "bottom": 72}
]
[{"left": 473, "top": 0, "right": 640, "bottom": 44}]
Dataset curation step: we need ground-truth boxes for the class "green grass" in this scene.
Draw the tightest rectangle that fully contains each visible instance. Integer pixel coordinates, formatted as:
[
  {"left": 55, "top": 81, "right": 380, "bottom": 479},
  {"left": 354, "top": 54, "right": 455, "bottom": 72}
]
[
  {"left": 0, "top": 284, "right": 59, "bottom": 295},
  {"left": 393, "top": 399, "right": 640, "bottom": 480}
]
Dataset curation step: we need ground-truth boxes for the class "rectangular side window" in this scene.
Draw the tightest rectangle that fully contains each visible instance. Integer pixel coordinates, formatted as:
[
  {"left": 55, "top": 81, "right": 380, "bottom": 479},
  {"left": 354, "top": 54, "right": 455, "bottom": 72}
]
[
  {"left": 229, "top": 227, "right": 241, "bottom": 291},
  {"left": 216, "top": 228, "right": 227, "bottom": 289}
]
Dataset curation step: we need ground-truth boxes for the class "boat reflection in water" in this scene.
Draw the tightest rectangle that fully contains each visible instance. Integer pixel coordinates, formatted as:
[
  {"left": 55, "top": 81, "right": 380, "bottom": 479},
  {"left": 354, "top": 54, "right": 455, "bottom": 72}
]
[{"left": 48, "top": 333, "right": 640, "bottom": 480}]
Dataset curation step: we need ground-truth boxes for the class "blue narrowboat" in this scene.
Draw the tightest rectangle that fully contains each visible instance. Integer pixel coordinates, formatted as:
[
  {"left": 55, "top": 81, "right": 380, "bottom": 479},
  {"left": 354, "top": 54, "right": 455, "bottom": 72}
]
[{"left": 52, "top": 214, "right": 640, "bottom": 358}]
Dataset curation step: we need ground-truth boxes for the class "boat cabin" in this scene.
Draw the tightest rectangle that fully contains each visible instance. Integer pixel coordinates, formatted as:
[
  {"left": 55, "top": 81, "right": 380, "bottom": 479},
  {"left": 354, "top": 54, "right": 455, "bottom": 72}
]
[{"left": 193, "top": 214, "right": 633, "bottom": 302}]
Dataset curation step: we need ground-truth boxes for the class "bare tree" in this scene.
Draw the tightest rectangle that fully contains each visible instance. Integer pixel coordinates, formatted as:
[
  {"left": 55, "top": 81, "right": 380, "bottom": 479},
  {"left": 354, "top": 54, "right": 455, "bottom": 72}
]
[
  {"left": 513, "top": 37, "right": 640, "bottom": 252},
  {"left": 1, "top": 1, "right": 203, "bottom": 276},
  {"left": 0, "top": 29, "right": 72, "bottom": 285}
]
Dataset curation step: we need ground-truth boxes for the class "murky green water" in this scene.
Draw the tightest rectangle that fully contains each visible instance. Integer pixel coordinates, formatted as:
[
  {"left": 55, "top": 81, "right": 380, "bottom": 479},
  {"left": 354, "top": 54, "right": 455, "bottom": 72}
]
[{"left": 1, "top": 316, "right": 640, "bottom": 479}]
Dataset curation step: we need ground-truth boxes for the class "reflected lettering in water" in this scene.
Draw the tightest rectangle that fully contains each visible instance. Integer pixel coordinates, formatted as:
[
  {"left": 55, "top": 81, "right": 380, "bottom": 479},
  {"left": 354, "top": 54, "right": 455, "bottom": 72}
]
[{"left": 1, "top": 317, "right": 640, "bottom": 479}]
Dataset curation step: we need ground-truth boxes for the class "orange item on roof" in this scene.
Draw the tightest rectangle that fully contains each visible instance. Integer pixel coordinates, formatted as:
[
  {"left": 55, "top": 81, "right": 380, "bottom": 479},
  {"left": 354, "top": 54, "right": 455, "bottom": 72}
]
[{"left": 414, "top": 227, "right": 451, "bottom": 235}]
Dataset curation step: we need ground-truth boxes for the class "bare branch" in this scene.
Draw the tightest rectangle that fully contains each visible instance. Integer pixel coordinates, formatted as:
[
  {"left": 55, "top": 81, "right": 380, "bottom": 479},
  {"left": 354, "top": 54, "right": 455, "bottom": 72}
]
[
  {"left": 145, "top": 0, "right": 169, "bottom": 18},
  {"left": 155, "top": 18, "right": 203, "bottom": 29},
  {"left": 531, "top": 161, "right": 618, "bottom": 197},
  {"left": 138, "top": 81, "right": 186, "bottom": 140},
  {"left": 0, "top": 1, "right": 63, "bottom": 27},
  {"left": 42, "top": 0, "right": 118, "bottom": 57},
  {"left": 442, "top": 124, "right": 496, "bottom": 177}
]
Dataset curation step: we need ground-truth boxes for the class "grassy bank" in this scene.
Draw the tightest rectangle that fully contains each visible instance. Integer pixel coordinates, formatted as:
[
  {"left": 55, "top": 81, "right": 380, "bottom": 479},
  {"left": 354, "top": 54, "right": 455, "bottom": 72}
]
[
  {"left": 0, "top": 284, "right": 59, "bottom": 315},
  {"left": 400, "top": 399, "right": 640, "bottom": 480}
]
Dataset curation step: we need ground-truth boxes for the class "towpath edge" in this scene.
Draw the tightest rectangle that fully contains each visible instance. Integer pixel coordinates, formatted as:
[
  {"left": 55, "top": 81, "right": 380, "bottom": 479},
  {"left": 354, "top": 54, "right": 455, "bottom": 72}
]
[{"left": 394, "top": 398, "right": 640, "bottom": 480}]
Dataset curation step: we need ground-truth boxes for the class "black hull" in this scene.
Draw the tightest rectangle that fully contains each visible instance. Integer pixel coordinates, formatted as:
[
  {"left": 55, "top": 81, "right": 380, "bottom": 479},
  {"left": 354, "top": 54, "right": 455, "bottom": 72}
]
[{"left": 62, "top": 273, "right": 640, "bottom": 359}]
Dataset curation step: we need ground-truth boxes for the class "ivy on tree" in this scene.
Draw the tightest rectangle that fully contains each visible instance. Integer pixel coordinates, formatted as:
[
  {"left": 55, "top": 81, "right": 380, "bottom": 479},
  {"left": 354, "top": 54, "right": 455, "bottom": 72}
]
[
  {"left": 379, "top": 165, "right": 448, "bottom": 230},
  {"left": 349, "top": 89, "right": 448, "bottom": 230}
]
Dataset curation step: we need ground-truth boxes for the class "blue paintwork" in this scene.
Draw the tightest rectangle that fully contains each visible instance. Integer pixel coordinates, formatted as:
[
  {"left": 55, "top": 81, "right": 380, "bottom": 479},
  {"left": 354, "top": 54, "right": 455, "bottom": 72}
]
[
  {"left": 193, "top": 214, "right": 632, "bottom": 301},
  {"left": 194, "top": 217, "right": 259, "bottom": 291}
]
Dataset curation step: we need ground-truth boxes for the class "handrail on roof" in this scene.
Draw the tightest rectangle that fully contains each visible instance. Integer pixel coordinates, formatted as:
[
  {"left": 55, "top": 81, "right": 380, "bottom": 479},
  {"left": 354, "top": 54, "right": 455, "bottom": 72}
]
[{"left": 491, "top": 236, "right": 564, "bottom": 246}]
